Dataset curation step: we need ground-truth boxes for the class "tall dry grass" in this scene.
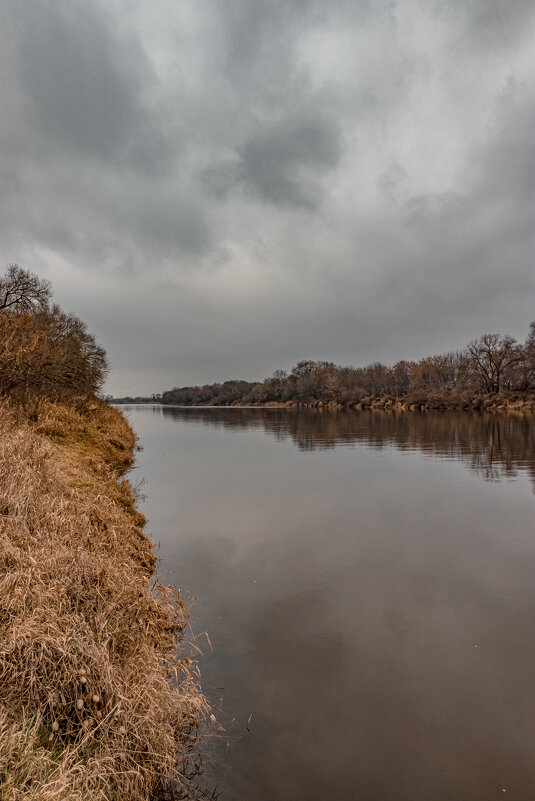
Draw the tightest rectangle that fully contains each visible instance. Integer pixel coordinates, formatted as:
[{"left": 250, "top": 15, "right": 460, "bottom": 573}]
[{"left": 0, "top": 399, "right": 208, "bottom": 800}]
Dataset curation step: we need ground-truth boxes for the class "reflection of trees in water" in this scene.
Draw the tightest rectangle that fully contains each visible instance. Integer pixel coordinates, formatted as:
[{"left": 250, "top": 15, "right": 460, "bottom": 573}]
[{"left": 161, "top": 406, "right": 535, "bottom": 489}]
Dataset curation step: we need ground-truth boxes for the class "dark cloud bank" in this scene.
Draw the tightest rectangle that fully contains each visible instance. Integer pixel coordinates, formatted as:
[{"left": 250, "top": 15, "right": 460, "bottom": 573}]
[{"left": 1, "top": 0, "right": 534, "bottom": 394}]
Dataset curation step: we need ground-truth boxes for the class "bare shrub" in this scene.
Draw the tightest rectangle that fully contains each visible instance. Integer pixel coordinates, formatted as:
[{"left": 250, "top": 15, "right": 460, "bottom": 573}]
[{"left": 0, "top": 306, "right": 108, "bottom": 403}]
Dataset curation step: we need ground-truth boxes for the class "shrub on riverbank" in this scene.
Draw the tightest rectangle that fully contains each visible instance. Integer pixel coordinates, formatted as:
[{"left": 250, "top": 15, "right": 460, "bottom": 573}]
[{"left": 0, "top": 265, "right": 107, "bottom": 405}]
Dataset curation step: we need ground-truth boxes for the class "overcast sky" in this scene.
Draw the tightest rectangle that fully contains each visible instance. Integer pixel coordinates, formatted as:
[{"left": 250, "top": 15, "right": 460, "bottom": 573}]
[{"left": 2, "top": 0, "right": 534, "bottom": 395}]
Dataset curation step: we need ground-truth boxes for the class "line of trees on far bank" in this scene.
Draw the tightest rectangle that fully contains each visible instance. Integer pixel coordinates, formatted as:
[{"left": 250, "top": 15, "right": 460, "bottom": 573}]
[{"left": 162, "top": 322, "right": 535, "bottom": 408}]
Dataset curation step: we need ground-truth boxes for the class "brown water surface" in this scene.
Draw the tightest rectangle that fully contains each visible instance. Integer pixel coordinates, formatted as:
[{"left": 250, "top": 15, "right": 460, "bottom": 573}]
[{"left": 122, "top": 406, "right": 535, "bottom": 801}]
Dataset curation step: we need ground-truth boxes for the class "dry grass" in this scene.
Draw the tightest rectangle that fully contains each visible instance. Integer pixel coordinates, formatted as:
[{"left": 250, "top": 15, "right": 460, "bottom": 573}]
[{"left": 0, "top": 399, "right": 208, "bottom": 800}]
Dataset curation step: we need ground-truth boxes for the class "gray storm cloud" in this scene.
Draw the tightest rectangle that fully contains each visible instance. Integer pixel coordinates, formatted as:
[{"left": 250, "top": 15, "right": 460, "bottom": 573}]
[{"left": 0, "top": 0, "right": 534, "bottom": 395}]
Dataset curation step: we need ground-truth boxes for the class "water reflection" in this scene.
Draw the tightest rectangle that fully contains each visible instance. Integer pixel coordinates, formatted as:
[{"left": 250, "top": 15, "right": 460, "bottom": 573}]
[
  {"left": 123, "top": 406, "right": 535, "bottom": 800},
  {"left": 158, "top": 406, "right": 535, "bottom": 488}
]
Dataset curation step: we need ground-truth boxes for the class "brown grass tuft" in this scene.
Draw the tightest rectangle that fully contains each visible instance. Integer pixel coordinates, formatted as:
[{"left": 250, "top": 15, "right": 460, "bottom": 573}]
[{"left": 0, "top": 399, "right": 208, "bottom": 800}]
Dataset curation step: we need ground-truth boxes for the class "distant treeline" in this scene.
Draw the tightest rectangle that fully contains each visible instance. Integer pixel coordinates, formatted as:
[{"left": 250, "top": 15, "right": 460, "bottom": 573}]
[
  {"left": 162, "top": 322, "right": 535, "bottom": 410},
  {"left": 111, "top": 395, "right": 161, "bottom": 404}
]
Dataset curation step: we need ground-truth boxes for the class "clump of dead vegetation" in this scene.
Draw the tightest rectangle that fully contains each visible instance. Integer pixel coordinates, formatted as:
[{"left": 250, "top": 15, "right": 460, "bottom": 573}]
[{"left": 0, "top": 266, "right": 208, "bottom": 800}]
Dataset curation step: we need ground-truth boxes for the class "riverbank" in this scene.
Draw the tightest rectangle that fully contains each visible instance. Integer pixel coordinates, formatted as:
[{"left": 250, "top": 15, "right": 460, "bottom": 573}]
[
  {"left": 0, "top": 398, "right": 207, "bottom": 801},
  {"left": 160, "top": 391, "right": 535, "bottom": 413},
  {"left": 244, "top": 392, "right": 535, "bottom": 412}
]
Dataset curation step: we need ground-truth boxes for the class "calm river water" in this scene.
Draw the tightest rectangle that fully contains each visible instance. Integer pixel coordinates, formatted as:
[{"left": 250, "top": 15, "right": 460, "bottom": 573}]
[{"left": 122, "top": 405, "right": 535, "bottom": 801}]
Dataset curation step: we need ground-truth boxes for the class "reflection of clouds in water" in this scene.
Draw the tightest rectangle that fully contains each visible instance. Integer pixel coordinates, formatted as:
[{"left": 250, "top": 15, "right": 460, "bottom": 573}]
[
  {"left": 169, "top": 494, "right": 535, "bottom": 799},
  {"left": 160, "top": 406, "right": 535, "bottom": 489},
  {"left": 127, "top": 406, "right": 535, "bottom": 800},
  {"left": 197, "top": 544, "right": 535, "bottom": 800}
]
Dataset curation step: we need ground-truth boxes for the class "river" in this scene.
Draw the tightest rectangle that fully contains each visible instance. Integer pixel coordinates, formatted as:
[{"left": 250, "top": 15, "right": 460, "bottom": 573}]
[{"left": 121, "top": 405, "right": 535, "bottom": 801}]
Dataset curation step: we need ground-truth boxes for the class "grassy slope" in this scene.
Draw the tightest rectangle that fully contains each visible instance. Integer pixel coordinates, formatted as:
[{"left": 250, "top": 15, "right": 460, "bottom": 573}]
[{"left": 0, "top": 400, "right": 207, "bottom": 801}]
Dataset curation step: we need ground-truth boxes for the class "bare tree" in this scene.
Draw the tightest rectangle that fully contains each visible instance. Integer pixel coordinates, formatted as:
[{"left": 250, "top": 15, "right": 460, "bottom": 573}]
[
  {"left": 0, "top": 264, "right": 51, "bottom": 314},
  {"left": 467, "top": 333, "right": 523, "bottom": 393},
  {"left": 514, "top": 320, "right": 535, "bottom": 391}
]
